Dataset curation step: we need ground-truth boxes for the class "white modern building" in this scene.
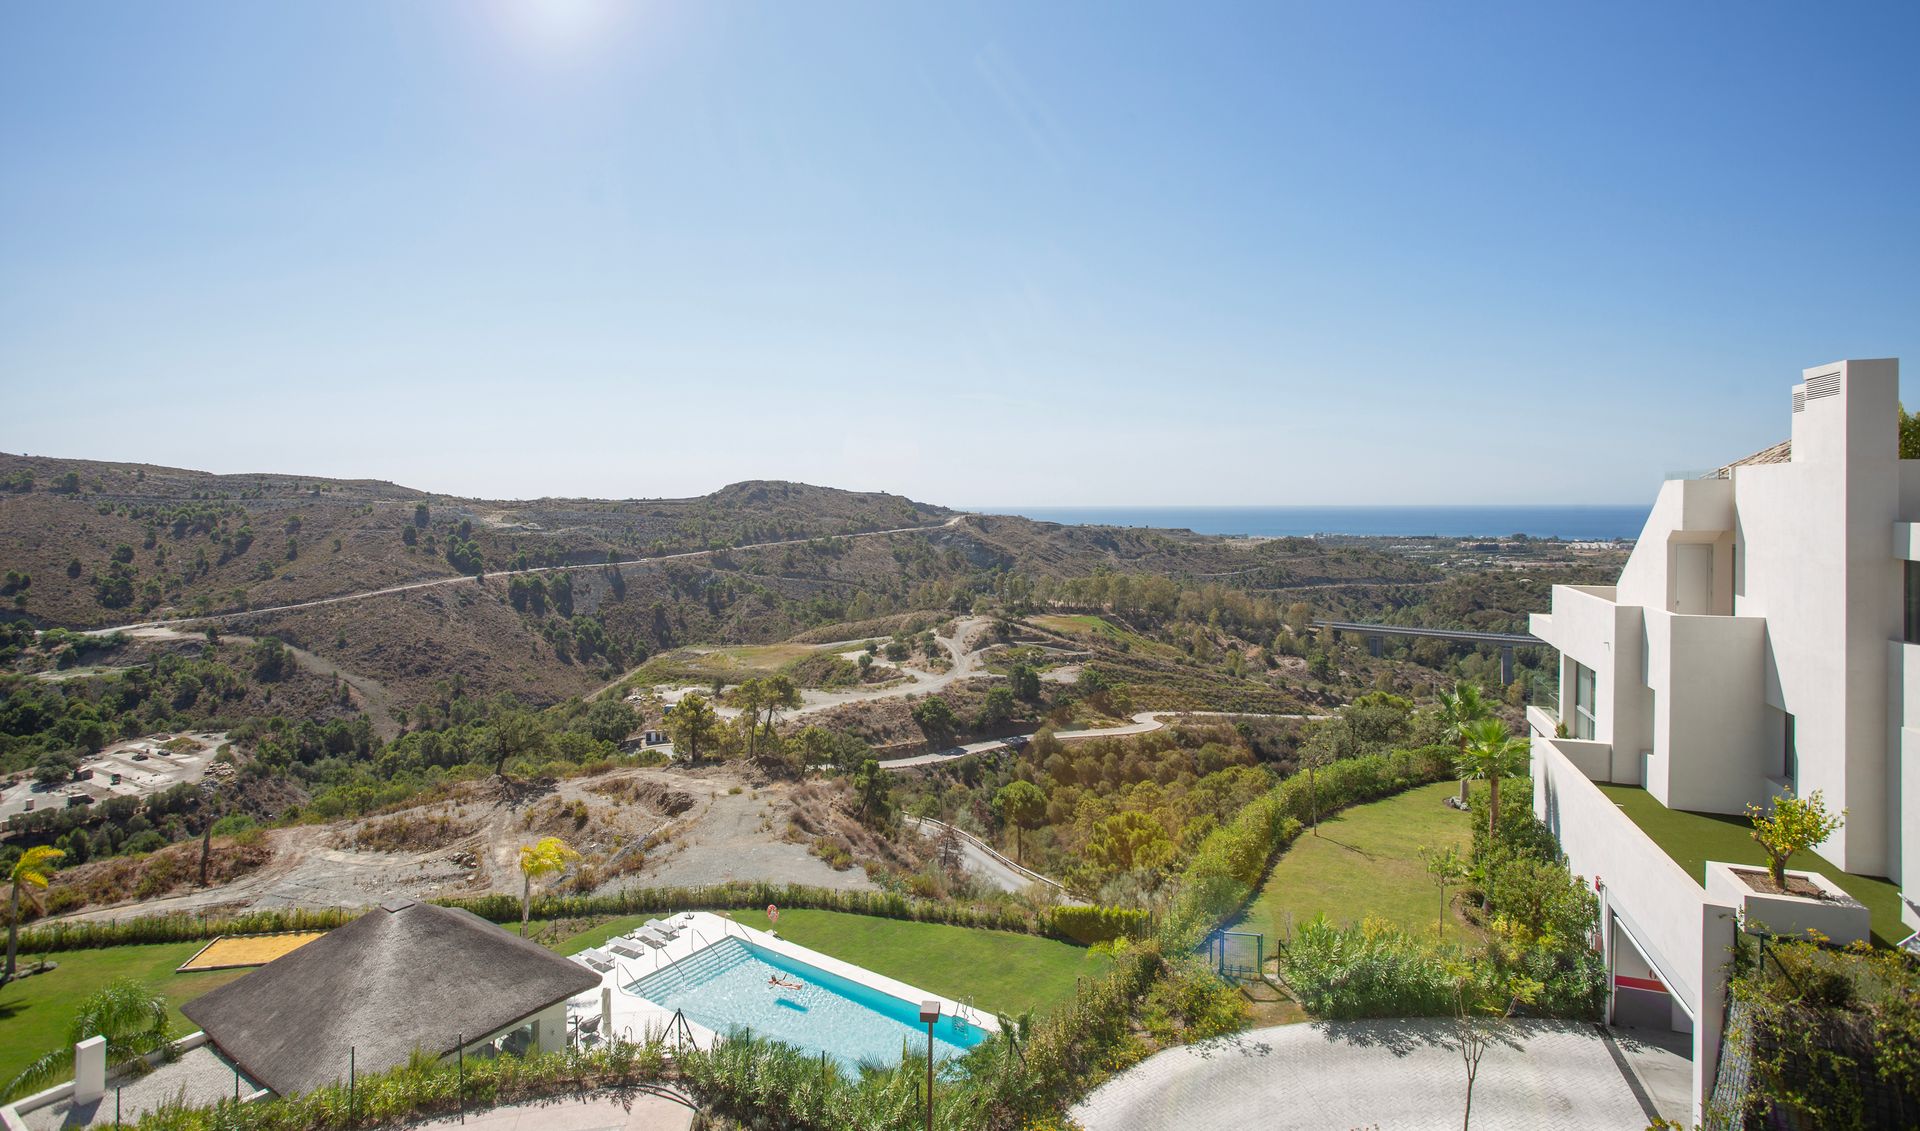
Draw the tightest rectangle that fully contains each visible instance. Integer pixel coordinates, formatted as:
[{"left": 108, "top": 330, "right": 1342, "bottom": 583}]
[{"left": 1528, "top": 358, "right": 1919, "bottom": 1122}]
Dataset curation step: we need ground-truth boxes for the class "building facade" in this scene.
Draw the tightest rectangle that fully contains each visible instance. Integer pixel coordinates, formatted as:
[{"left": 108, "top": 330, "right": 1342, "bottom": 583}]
[{"left": 1528, "top": 358, "right": 1919, "bottom": 1121}]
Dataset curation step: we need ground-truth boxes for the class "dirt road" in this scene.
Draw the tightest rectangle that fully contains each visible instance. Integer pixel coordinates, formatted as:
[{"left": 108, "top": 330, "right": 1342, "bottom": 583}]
[{"left": 85, "top": 516, "right": 968, "bottom": 636}]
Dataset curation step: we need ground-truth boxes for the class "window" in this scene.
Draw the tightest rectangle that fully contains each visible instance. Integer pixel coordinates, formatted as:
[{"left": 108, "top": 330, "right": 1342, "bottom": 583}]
[
  {"left": 1906, "top": 562, "right": 1920, "bottom": 645},
  {"left": 1783, "top": 712, "right": 1797, "bottom": 789},
  {"left": 1572, "top": 662, "right": 1597, "bottom": 740}
]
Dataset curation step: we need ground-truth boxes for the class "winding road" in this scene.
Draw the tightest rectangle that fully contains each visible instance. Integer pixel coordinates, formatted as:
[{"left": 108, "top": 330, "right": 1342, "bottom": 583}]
[{"left": 82, "top": 515, "right": 969, "bottom": 637}]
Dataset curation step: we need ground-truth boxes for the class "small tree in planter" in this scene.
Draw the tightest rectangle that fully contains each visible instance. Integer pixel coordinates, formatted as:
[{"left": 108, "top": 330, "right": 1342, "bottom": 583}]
[{"left": 1747, "top": 790, "right": 1844, "bottom": 890}]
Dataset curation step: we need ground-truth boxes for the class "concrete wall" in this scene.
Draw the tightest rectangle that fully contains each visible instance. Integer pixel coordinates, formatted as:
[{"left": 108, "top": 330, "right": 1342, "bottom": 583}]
[
  {"left": 1734, "top": 360, "right": 1900, "bottom": 875},
  {"left": 1643, "top": 611, "right": 1770, "bottom": 812},
  {"left": 1535, "top": 739, "right": 1738, "bottom": 1125}
]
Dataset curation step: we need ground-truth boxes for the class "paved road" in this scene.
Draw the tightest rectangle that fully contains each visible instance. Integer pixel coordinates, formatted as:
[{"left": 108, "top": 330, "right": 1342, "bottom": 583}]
[{"left": 1071, "top": 1019, "right": 1687, "bottom": 1131}]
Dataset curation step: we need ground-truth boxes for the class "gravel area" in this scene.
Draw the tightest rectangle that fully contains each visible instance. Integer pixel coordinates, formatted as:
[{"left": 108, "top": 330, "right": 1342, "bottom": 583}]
[{"left": 25, "top": 1045, "right": 261, "bottom": 1130}]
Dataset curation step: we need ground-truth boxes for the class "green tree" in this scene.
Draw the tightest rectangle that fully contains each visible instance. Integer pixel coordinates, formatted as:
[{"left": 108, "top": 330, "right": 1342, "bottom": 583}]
[
  {"left": 911, "top": 696, "right": 957, "bottom": 741},
  {"left": 1420, "top": 844, "right": 1469, "bottom": 939},
  {"left": 992, "top": 780, "right": 1047, "bottom": 865},
  {"left": 3, "top": 978, "right": 169, "bottom": 1101},
  {"left": 582, "top": 698, "right": 637, "bottom": 745},
  {"left": 1457, "top": 718, "right": 1530, "bottom": 839},
  {"left": 732, "top": 678, "right": 768, "bottom": 761},
  {"left": 1748, "top": 790, "right": 1845, "bottom": 889},
  {"left": 667, "top": 693, "right": 722, "bottom": 763},
  {"left": 413, "top": 502, "right": 430, "bottom": 527},
  {"left": 1437, "top": 680, "right": 1493, "bottom": 797},
  {"left": 1008, "top": 662, "right": 1041, "bottom": 701},
  {"left": 485, "top": 710, "right": 551, "bottom": 779},
  {"left": 851, "top": 758, "right": 892, "bottom": 826},
  {"left": 1901, "top": 403, "right": 1920, "bottom": 460},
  {"left": 976, "top": 686, "right": 1016, "bottom": 728},
  {"left": 5, "top": 845, "right": 63, "bottom": 982},
  {"left": 1086, "top": 810, "right": 1176, "bottom": 877},
  {"left": 517, "top": 836, "right": 579, "bottom": 935}
]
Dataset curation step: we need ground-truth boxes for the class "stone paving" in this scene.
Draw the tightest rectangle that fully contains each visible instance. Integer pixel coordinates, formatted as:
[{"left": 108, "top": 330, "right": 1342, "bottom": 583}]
[{"left": 1071, "top": 1019, "right": 1689, "bottom": 1131}]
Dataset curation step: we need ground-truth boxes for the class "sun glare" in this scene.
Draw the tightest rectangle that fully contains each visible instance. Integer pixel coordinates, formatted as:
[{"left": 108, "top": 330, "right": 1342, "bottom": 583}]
[{"left": 496, "top": 0, "right": 625, "bottom": 57}]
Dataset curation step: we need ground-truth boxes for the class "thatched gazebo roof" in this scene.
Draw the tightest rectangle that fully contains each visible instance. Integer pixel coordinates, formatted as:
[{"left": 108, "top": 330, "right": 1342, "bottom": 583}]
[{"left": 182, "top": 900, "right": 599, "bottom": 1096}]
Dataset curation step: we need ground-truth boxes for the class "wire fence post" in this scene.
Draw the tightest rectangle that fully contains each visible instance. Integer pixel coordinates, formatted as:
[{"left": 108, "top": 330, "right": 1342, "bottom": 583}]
[
  {"left": 348, "top": 1046, "right": 355, "bottom": 1122},
  {"left": 114, "top": 1086, "right": 120, "bottom": 1129},
  {"left": 458, "top": 1033, "right": 465, "bottom": 1124}
]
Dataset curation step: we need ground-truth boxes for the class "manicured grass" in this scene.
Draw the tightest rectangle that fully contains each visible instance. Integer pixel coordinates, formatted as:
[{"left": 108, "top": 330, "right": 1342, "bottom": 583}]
[
  {"left": 1236, "top": 781, "right": 1479, "bottom": 942},
  {"left": 0, "top": 941, "right": 249, "bottom": 1090},
  {"left": 549, "top": 909, "right": 1106, "bottom": 1019},
  {"left": 1597, "top": 784, "right": 1907, "bottom": 948}
]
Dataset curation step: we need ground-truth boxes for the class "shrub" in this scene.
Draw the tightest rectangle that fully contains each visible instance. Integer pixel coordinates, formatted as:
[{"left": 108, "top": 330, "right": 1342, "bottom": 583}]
[
  {"left": 1283, "top": 916, "right": 1459, "bottom": 1019},
  {"left": 1047, "top": 905, "right": 1151, "bottom": 945}
]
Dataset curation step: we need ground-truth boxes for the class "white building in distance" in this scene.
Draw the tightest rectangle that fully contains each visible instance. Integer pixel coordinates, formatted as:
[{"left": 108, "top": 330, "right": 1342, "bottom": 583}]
[{"left": 1528, "top": 358, "right": 1917, "bottom": 1123}]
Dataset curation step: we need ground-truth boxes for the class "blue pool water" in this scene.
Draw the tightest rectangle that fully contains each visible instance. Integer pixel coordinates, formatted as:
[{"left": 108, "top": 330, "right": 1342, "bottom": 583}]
[{"left": 627, "top": 936, "right": 987, "bottom": 1072}]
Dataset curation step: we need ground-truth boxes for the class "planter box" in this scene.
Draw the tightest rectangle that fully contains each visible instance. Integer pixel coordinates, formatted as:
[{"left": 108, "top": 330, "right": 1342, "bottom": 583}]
[{"left": 1705, "top": 861, "right": 1870, "bottom": 945}]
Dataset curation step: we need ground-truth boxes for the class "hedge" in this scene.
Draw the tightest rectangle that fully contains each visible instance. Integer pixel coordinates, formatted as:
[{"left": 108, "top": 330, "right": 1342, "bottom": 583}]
[
  {"left": 16, "top": 881, "right": 1143, "bottom": 954},
  {"left": 1166, "top": 745, "right": 1453, "bottom": 946}
]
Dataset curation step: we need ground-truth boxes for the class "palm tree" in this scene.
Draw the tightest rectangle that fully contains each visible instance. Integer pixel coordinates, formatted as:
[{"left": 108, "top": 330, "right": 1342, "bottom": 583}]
[
  {"left": 4, "top": 978, "right": 170, "bottom": 1101},
  {"left": 517, "top": 836, "right": 580, "bottom": 936},
  {"left": 1456, "top": 718, "right": 1530, "bottom": 840},
  {"left": 1437, "top": 681, "right": 1492, "bottom": 798},
  {"left": 5, "top": 845, "right": 64, "bottom": 982}
]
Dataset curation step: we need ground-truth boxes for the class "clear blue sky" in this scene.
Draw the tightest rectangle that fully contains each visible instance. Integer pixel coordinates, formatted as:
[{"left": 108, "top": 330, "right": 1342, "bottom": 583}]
[{"left": 2, "top": 2, "right": 1915, "bottom": 506}]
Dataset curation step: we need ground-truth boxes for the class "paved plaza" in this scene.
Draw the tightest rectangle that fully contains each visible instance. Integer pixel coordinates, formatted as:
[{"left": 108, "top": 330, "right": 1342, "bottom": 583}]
[{"left": 1073, "top": 1019, "right": 1690, "bottom": 1131}]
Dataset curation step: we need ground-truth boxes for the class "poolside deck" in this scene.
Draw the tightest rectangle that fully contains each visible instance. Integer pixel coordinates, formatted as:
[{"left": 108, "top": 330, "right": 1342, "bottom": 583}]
[{"left": 564, "top": 911, "right": 997, "bottom": 1051}]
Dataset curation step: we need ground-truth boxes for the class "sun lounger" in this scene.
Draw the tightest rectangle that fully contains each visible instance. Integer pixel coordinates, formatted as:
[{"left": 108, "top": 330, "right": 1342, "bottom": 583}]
[
  {"left": 577, "top": 947, "right": 617, "bottom": 972},
  {"left": 608, "top": 940, "right": 647, "bottom": 959}
]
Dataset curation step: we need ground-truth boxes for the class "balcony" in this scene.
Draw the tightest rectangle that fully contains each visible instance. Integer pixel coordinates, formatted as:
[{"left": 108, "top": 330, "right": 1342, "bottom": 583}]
[{"left": 1595, "top": 783, "right": 1905, "bottom": 948}]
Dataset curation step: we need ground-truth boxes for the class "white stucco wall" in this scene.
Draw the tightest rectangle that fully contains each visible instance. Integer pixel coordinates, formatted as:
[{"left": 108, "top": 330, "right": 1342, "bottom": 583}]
[{"left": 1534, "top": 739, "right": 1737, "bottom": 1125}]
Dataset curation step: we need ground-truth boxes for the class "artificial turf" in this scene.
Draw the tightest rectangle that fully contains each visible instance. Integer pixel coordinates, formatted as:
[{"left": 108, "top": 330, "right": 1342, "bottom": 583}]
[
  {"left": 1595, "top": 783, "right": 1906, "bottom": 948},
  {"left": 1235, "top": 780, "right": 1480, "bottom": 943}
]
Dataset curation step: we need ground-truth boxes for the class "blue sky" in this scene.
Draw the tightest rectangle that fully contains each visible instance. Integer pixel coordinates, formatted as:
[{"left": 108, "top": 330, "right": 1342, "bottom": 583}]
[{"left": 1, "top": 2, "right": 1915, "bottom": 506}]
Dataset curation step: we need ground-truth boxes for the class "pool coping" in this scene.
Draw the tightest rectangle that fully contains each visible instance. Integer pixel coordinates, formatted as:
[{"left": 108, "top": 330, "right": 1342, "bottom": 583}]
[{"left": 568, "top": 911, "right": 999, "bottom": 1053}]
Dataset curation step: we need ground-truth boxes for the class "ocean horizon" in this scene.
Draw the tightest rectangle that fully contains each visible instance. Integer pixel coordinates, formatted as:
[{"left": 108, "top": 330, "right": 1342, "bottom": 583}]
[{"left": 973, "top": 505, "right": 1649, "bottom": 541}]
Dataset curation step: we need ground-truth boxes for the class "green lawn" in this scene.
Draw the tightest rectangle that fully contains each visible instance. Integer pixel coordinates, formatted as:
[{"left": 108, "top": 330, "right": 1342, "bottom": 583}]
[
  {"left": 1596, "top": 784, "right": 1907, "bottom": 948},
  {"left": 0, "top": 941, "right": 250, "bottom": 1091},
  {"left": 550, "top": 908, "right": 1105, "bottom": 1019},
  {"left": 1235, "top": 781, "right": 1479, "bottom": 942}
]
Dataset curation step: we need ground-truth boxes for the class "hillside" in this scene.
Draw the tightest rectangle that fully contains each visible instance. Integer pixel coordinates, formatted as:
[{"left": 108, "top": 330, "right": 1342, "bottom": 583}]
[{"left": 1, "top": 453, "right": 1441, "bottom": 711}]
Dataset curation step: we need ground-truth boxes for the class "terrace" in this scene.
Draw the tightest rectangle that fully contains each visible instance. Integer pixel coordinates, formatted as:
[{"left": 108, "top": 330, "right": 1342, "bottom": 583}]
[{"left": 1594, "top": 784, "right": 1905, "bottom": 948}]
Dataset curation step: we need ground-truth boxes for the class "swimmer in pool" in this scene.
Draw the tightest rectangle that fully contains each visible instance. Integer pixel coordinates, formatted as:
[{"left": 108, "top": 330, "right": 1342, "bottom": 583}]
[{"left": 769, "top": 974, "right": 802, "bottom": 990}]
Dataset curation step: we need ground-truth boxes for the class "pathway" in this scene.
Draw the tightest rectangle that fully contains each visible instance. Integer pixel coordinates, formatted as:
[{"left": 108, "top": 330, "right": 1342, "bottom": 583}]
[{"left": 1071, "top": 1019, "right": 1689, "bottom": 1131}]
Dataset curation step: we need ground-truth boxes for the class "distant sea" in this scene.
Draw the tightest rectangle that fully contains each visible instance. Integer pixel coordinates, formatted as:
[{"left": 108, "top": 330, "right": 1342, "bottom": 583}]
[{"left": 977, "top": 505, "right": 1648, "bottom": 541}]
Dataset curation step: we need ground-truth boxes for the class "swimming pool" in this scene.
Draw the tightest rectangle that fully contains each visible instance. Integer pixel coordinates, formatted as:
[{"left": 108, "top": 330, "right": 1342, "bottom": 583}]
[{"left": 626, "top": 935, "right": 988, "bottom": 1072}]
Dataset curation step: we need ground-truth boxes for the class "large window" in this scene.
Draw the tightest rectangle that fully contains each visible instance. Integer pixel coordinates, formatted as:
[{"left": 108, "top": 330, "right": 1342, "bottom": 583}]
[
  {"left": 1906, "top": 561, "right": 1920, "bottom": 645},
  {"left": 1572, "top": 662, "right": 1597, "bottom": 740},
  {"left": 1783, "top": 712, "right": 1798, "bottom": 789}
]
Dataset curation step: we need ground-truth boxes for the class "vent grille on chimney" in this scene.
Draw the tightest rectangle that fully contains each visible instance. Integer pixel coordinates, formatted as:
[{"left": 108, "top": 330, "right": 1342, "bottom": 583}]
[
  {"left": 1792, "top": 388, "right": 1805, "bottom": 413},
  {"left": 1805, "top": 371, "right": 1843, "bottom": 401}
]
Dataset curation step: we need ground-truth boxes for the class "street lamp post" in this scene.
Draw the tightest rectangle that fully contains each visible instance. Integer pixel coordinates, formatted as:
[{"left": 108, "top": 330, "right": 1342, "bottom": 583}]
[{"left": 919, "top": 1000, "right": 940, "bottom": 1131}]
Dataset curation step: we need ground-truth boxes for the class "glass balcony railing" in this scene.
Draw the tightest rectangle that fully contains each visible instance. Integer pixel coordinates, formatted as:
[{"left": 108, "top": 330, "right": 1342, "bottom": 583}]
[{"left": 1530, "top": 674, "right": 1560, "bottom": 715}]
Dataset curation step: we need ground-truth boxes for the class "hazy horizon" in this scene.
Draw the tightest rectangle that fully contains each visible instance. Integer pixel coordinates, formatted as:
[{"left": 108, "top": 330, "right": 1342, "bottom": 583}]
[{"left": 3, "top": 2, "right": 1915, "bottom": 505}]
